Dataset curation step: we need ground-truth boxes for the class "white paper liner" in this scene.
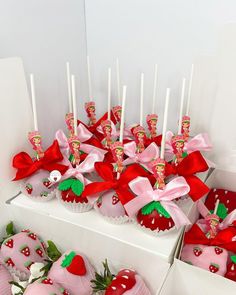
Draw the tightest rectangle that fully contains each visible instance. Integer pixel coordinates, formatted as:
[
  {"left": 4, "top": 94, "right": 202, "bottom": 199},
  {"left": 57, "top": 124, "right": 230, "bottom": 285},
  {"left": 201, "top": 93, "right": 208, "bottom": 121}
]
[
  {"left": 134, "top": 220, "right": 177, "bottom": 237},
  {"left": 20, "top": 184, "right": 56, "bottom": 202},
  {"left": 5, "top": 265, "right": 29, "bottom": 281},
  {"left": 56, "top": 190, "right": 93, "bottom": 213},
  {"left": 102, "top": 215, "right": 133, "bottom": 225}
]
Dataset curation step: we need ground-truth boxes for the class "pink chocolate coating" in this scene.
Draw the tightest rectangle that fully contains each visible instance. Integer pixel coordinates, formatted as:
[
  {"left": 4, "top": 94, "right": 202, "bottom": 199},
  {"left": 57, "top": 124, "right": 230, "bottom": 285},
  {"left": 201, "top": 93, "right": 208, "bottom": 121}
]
[
  {"left": 49, "top": 250, "right": 95, "bottom": 295},
  {"left": 24, "top": 278, "right": 66, "bottom": 295},
  {"left": 125, "top": 274, "right": 151, "bottom": 295},
  {"left": 0, "top": 263, "right": 12, "bottom": 295}
]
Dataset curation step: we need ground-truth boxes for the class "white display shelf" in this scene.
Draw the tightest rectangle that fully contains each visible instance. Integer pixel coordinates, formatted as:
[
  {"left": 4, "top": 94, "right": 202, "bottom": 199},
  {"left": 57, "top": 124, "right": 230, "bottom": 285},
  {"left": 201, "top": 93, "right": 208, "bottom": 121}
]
[{"left": 8, "top": 193, "right": 194, "bottom": 294}]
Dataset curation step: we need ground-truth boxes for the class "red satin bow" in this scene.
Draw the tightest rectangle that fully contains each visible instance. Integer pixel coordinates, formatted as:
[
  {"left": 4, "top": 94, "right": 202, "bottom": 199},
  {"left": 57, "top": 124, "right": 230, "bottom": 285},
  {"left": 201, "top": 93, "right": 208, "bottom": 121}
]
[
  {"left": 13, "top": 140, "right": 68, "bottom": 180},
  {"left": 184, "top": 223, "right": 236, "bottom": 253},
  {"left": 165, "top": 151, "right": 210, "bottom": 201},
  {"left": 146, "top": 134, "right": 162, "bottom": 147},
  {"left": 83, "top": 162, "right": 153, "bottom": 205}
]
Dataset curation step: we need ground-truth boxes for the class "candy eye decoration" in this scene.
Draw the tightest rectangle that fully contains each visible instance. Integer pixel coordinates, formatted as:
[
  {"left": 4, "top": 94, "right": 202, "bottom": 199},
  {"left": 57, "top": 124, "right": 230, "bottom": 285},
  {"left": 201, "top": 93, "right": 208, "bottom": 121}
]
[{"left": 49, "top": 170, "right": 62, "bottom": 183}]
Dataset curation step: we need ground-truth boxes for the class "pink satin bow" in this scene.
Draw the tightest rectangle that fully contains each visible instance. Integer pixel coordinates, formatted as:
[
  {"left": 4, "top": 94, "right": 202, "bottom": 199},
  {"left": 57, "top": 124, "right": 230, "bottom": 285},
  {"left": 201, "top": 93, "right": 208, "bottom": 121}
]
[
  {"left": 197, "top": 200, "right": 236, "bottom": 231},
  {"left": 55, "top": 129, "right": 107, "bottom": 160},
  {"left": 123, "top": 142, "right": 159, "bottom": 171},
  {"left": 126, "top": 176, "right": 191, "bottom": 229}
]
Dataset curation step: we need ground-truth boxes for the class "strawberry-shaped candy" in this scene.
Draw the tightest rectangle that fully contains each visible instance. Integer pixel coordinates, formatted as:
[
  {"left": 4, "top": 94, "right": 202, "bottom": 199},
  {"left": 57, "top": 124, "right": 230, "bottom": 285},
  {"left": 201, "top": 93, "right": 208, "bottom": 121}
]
[
  {"left": 91, "top": 260, "right": 151, "bottom": 295},
  {"left": 48, "top": 250, "right": 95, "bottom": 295},
  {"left": 35, "top": 245, "right": 44, "bottom": 257},
  {"left": 205, "top": 188, "right": 236, "bottom": 217},
  {"left": 209, "top": 263, "right": 219, "bottom": 273},
  {"left": 225, "top": 256, "right": 236, "bottom": 281},
  {"left": 0, "top": 223, "right": 47, "bottom": 280},
  {"left": 28, "top": 232, "right": 37, "bottom": 240},
  {"left": 57, "top": 178, "right": 92, "bottom": 213},
  {"left": 193, "top": 247, "right": 202, "bottom": 257},
  {"left": 22, "top": 170, "right": 57, "bottom": 201},
  {"left": 214, "top": 247, "right": 223, "bottom": 255},
  {"left": 0, "top": 263, "right": 13, "bottom": 295},
  {"left": 24, "top": 277, "right": 69, "bottom": 295}
]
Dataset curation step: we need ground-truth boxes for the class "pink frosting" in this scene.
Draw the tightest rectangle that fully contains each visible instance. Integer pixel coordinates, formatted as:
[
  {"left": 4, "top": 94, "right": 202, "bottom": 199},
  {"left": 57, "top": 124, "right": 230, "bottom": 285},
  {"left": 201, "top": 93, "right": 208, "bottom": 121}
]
[
  {"left": 22, "top": 170, "right": 56, "bottom": 198},
  {"left": 48, "top": 250, "right": 95, "bottom": 295},
  {"left": 95, "top": 191, "right": 126, "bottom": 218},
  {"left": 0, "top": 231, "right": 47, "bottom": 278},
  {"left": 0, "top": 263, "right": 12, "bottom": 295},
  {"left": 181, "top": 244, "right": 228, "bottom": 276},
  {"left": 24, "top": 278, "right": 66, "bottom": 295},
  {"left": 124, "top": 274, "right": 151, "bottom": 295}
]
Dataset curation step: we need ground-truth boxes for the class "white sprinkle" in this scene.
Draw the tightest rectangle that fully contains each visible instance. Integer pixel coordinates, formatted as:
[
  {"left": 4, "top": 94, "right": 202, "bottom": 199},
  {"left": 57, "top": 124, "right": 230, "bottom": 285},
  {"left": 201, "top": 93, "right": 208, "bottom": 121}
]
[
  {"left": 227, "top": 200, "right": 230, "bottom": 204},
  {"left": 151, "top": 218, "right": 155, "bottom": 224},
  {"left": 111, "top": 286, "right": 116, "bottom": 290},
  {"left": 159, "top": 214, "right": 162, "bottom": 217},
  {"left": 225, "top": 190, "right": 228, "bottom": 194},
  {"left": 122, "top": 275, "right": 129, "bottom": 279},
  {"left": 124, "top": 270, "right": 130, "bottom": 273},
  {"left": 169, "top": 222, "right": 172, "bottom": 228},
  {"left": 140, "top": 220, "right": 143, "bottom": 225},
  {"left": 215, "top": 194, "right": 218, "bottom": 199},
  {"left": 213, "top": 189, "right": 216, "bottom": 192},
  {"left": 121, "top": 284, "right": 126, "bottom": 289}
]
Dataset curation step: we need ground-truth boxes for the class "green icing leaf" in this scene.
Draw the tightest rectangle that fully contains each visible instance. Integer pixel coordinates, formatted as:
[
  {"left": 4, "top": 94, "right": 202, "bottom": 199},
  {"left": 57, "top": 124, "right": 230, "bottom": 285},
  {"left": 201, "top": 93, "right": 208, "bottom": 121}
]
[
  {"left": 231, "top": 255, "right": 236, "bottom": 264},
  {"left": 58, "top": 178, "right": 74, "bottom": 191},
  {"left": 47, "top": 240, "right": 62, "bottom": 262},
  {"left": 6, "top": 222, "right": 14, "bottom": 236},
  {"left": 71, "top": 179, "right": 84, "bottom": 196},
  {"left": 209, "top": 203, "right": 228, "bottom": 219},
  {"left": 141, "top": 201, "right": 171, "bottom": 218},
  {"left": 61, "top": 251, "right": 76, "bottom": 268}
]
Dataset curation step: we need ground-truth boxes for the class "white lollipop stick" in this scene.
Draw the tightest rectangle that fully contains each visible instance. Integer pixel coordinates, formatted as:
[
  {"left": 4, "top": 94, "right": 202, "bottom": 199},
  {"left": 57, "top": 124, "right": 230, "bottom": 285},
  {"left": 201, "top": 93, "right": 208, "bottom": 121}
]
[
  {"left": 30, "top": 74, "right": 38, "bottom": 131},
  {"left": 160, "top": 88, "right": 170, "bottom": 159},
  {"left": 140, "top": 73, "right": 144, "bottom": 126},
  {"left": 87, "top": 55, "right": 92, "bottom": 101},
  {"left": 108, "top": 68, "right": 111, "bottom": 120},
  {"left": 178, "top": 78, "right": 186, "bottom": 135},
  {"left": 186, "top": 64, "right": 194, "bottom": 116},
  {"left": 213, "top": 199, "right": 220, "bottom": 215},
  {"left": 116, "top": 58, "right": 121, "bottom": 105},
  {"left": 71, "top": 75, "right": 78, "bottom": 136},
  {"left": 152, "top": 64, "right": 158, "bottom": 114},
  {"left": 119, "top": 85, "right": 127, "bottom": 142},
  {"left": 66, "top": 62, "right": 72, "bottom": 113}
]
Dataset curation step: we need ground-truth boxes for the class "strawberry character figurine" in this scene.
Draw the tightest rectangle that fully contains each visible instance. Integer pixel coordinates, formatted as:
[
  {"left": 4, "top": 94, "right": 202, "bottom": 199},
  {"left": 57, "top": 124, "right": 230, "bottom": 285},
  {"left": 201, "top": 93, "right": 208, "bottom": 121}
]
[
  {"left": 133, "top": 126, "right": 147, "bottom": 153},
  {"left": 28, "top": 131, "right": 44, "bottom": 160},
  {"left": 181, "top": 115, "right": 190, "bottom": 141},
  {"left": 146, "top": 114, "right": 158, "bottom": 138},
  {"left": 65, "top": 113, "right": 74, "bottom": 137},
  {"left": 151, "top": 158, "right": 166, "bottom": 190},
  {"left": 85, "top": 101, "right": 96, "bottom": 126},
  {"left": 171, "top": 135, "right": 187, "bottom": 165},
  {"left": 205, "top": 213, "right": 220, "bottom": 239},
  {"left": 111, "top": 141, "right": 124, "bottom": 174},
  {"left": 101, "top": 119, "right": 113, "bottom": 149},
  {"left": 68, "top": 136, "right": 81, "bottom": 167},
  {"left": 112, "top": 105, "right": 122, "bottom": 128}
]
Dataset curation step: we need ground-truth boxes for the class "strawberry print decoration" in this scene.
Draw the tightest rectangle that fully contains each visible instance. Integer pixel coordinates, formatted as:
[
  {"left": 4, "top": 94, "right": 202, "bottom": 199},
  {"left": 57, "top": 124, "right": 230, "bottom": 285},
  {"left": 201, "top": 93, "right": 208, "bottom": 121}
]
[
  {"left": 225, "top": 256, "right": 236, "bottom": 282},
  {"left": 205, "top": 188, "right": 236, "bottom": 218},
  {"left": 48, "top": 250, "right": 95, "bottom": 295},
  {"left": 0, "top": 222, "right": 47, "bottom": 280},
  {"left": 91, "top": 259, "right": 151, "bottom": 295}
]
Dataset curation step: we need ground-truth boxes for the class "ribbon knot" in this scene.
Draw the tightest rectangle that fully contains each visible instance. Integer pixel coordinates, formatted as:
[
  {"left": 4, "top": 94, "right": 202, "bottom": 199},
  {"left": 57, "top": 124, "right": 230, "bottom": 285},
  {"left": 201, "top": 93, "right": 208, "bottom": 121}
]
[
  {"left": 13, "top": 140, "right": 68, "bottom": 180},
  {"left": 126, "top": 176, "right": 191, "bottom": 229}
]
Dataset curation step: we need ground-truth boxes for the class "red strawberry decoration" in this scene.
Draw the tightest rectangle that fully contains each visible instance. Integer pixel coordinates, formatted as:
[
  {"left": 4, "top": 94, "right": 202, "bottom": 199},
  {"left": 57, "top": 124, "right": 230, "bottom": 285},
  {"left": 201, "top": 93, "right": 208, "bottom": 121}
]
[
  {"left": 28, "top": 232, "right": 37, "bottom": 240},
  {"left": 61, "top": 251, "right": 87, "bottom": 276},
  {"left": 209, "top": 263, "right": 219, "bottom": 273},
  {"left": 25, "top": 184, "right": 33, "bottom": 195},
  {"left": 137, "top": 201, "right": 174, "bottom": 232},
  {"left": 35, "top": 245, "right": 44, "bottom": 257},
  {"left": 4, "top": 257, "right": 15, "bottom": 267},
  {"left": 112, "top": 195, "right": 120, "bottom": 205},
  {"left": 58, "top": 178, "right": 88, "bottom": 204},
  {"left": 62, "top": 290, "right": 70, "bottom": 295},
  {"left": 20, "top": 245, "right": 30, "bottom": 257},
  {"left": 43, "top": 178, "right": 52, "bottom": 188},
  {"left": 41, "top": 277, "right": 53, "bottom": 285},
  {"left": 193, "top": 247, "right": 202, "bottom": 257},
  {"left": 97, "top": 196, "right": 102, "bottom": 208},
  {"left": 214, "top": 247, "right": 223, "bottom": 255},
  {"left": 4, "top": 238, "right": 13, "bottom": 248},
  {"left": 225, "top": 256, "right": 236, "bottom": 282}
]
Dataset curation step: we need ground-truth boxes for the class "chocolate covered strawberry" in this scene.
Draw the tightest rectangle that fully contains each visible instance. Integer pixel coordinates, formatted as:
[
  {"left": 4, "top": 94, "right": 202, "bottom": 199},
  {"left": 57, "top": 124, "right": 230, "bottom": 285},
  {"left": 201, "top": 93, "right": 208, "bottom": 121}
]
[
  {"left": 137, "top": 201, "right": 174, "bottom": 232},
  {"left": 91, "top": 260, "right": 151, "bottom": 295},
  {"left": 205, "top": 188, "right": 236, "bottom": 217},
  {"left": 48, "top": 250, "right": 95, "bottom": 295},
  {"left": 225, "top": 256, "right": 236, "bottom": 281}
]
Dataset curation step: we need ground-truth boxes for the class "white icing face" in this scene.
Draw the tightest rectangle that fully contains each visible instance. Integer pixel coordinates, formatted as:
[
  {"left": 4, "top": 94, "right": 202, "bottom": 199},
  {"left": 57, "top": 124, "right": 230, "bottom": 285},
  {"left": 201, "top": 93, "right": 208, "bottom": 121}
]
[{"left": 49, "top": 170, "right": 62, "bottom": 183}]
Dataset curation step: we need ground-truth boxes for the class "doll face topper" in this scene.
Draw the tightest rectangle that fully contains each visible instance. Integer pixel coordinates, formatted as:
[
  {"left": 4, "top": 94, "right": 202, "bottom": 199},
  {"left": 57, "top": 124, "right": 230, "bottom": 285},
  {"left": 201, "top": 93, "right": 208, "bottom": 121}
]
[
  {"left": 133, "top": 125, "right": 146, "bottom": 153},
  {"left": 181, "top": 115, "right": 190, "bottom": 140},
  {"left": 101, "top": 120, "right": 112, "bottom": 137},
  {"left": 68, "top": 135, "right": 81, "bottom": 166},
  {"left": 146, "top": 114, "right": 158, "bottom": 138},
  {"left": 205, "top": 214, "right": 220, "bottom": 239},
  {"left": 171, "top": 135, "right": 185, "bottom": 153},
  {"left": 151, "top": 158, "right": 166, "bottom": 190},
  {"left": 65, "top": 113, "right": 74, "bottom": 135},
  {"left": 28, "top": 131, "right": 44, "bottom": 160},
  {"left": 110, "top": 141, "right": 124, "bottom": 174},
  {"left": 85, "top": 101, "right": 96, "bottom": 126},
  {"left": 112, "top": 105, "right": 122, "bottom": 122}
]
